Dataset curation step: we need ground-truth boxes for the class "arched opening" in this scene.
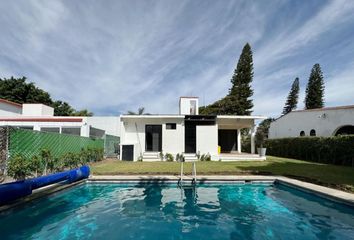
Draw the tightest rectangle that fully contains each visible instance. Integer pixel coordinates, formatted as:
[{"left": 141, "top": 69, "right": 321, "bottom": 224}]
[
  {"left": 310, "top": 129, "right": 316, "bottom": 136},
  {"left": 334, "top": 125, "right": 354, "bottom": 136},
  {"left": 300, "top": 131, "right": 305, "bottom": 137}
]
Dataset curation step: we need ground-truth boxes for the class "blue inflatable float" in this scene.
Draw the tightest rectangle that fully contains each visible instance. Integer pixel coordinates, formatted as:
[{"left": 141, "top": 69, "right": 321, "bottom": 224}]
[{"left": 0, "top": 165, "right": 90, "bottom": 205}]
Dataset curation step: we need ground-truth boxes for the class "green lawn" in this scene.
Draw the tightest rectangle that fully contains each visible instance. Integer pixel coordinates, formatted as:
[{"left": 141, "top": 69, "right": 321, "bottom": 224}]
[{"left": 91, "top": 156, "right": 354, "bottom": 192}]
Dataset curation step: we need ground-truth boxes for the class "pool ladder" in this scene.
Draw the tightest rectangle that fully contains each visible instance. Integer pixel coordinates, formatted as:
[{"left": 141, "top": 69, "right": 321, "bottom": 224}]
[{"left": 178, "top": 160, "right": 197, "bottom": 187}]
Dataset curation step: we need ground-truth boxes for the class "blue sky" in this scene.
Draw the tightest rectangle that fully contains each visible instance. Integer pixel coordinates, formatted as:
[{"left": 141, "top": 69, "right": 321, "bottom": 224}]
[{"left": 1, "top": 0, "right": 354, "bottom": 117}]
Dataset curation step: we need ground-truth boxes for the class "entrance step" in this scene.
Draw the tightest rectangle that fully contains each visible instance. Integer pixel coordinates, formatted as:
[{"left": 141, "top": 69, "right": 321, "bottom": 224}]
[
  {"left": 184, "top": 153, "right": 198, "bottom": 162},
  {"left": 143, "top": 152, "right": 161, "bottom": 161}
]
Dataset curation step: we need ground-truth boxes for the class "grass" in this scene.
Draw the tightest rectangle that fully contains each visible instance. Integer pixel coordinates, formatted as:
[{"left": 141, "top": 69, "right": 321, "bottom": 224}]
[{"left": 91, "top": 156, "right": 354, "bottom": 193}]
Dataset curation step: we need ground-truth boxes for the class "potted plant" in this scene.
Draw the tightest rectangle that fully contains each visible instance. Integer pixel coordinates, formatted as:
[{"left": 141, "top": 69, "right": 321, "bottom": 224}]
[{"left": 255, "top": 128, "right": 267, "bottom": 157}]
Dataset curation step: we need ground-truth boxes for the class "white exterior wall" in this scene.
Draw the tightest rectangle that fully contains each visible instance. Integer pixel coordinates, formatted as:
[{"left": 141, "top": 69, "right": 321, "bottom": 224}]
[
  {"left": 269, "top": 108, "right": 354, "bottom": 138},
  {"left": 22, "top": 104, "right": 54, "bottom": 116},
  {"left": 87, "top": 116, "right": 120, "bottom": 136},
  {"left": 120, "top": 117, "right": 184, "bottom": 160},
  {"left": 0, "top": 103, "right": 22, "bottom": 116},
  {"left": 162, "top": 120, "right": 184, "bottom": 154},
  {"left": 196, "top": 125, "right": 218, "bottom": 155}
]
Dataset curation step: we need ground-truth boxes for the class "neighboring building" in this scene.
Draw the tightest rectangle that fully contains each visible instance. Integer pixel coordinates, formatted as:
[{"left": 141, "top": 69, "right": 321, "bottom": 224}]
[
  {"left": 269, "top": 105, "right": 354, "bottom": 139},
  {"left": 0, "top": 99, "right": 22, "bottom": 116},
  {"left": 120, "top": 97, "right": 266, "bottom": 161},
  {"left": 0, "top": 98, "right": 120, "bottom": 138}
]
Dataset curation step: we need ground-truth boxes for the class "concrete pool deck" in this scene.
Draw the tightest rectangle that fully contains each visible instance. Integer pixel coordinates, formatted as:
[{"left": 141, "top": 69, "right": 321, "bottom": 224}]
[{"left": 89, "top": 175, "right": 354, "bottom": 207}]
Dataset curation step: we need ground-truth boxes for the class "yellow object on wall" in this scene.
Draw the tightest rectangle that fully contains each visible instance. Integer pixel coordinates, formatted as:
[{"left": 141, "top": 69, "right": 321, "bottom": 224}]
[{"left": 218, "top": 146, "right": 221, "bottom": 154}]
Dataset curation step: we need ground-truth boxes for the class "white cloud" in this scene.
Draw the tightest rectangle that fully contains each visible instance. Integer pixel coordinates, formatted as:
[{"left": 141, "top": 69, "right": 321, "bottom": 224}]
[{"left": 0, "top": 0, "right": 354, "bottom": 117}]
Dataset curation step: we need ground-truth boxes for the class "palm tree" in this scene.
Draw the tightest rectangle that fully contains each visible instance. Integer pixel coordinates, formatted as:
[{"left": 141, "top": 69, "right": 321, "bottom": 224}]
[{"left": 127, "top": 107, "right": 149, "bottom": 115}]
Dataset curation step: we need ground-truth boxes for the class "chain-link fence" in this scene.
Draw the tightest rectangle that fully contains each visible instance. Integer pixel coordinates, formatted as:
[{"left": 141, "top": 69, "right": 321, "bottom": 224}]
[
  {"left": 104, "top": 134, "right": 120, "bottom": 157},
  {"left": 8, "top": 128, "right": 104, "bottom": 159},
  {"left": 0, "top": 127, "right": 10, "bottom": 181}
]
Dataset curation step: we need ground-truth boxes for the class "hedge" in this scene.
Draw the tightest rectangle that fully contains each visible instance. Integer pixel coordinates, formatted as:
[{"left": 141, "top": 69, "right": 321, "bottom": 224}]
[{"left": 265, "top": 135, "right": 354, "bottom": 166}]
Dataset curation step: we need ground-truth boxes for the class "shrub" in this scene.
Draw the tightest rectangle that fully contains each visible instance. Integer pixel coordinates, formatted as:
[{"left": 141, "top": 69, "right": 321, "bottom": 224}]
[
  {"left": 200, "top": 153, "right": 211, "bottom": 161},
  {"left": 159, "top": 151, "right": 164, "bottom": 161},
  {"left": 40, "top": 149, "right": 53, "bottom": 175},
  {"left": 242, "top": 136, "right": 251, "bottom": 153},
  {"left": 176, "top": 153, "right": 184, "bottom": 162},
  {"left": 30, "top": 155, "right": 45, "bottom": 177},
  {"left": 7, "top": 155, "right": 32, "bottom": 180},
  {"left": 196, "top": 151, "right": 201, "bottom": 160},
  {"left": 164, "top": 153, "right": 174, "bottom": 162},
  {"left": 266, "top": 135, "right": 354, "bottom": 166}
]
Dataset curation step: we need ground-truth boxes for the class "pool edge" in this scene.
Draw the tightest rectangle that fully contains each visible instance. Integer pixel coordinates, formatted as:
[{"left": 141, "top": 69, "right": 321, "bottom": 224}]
[{"left": 88, "top": 175, "right": 354, "bottom": 207}]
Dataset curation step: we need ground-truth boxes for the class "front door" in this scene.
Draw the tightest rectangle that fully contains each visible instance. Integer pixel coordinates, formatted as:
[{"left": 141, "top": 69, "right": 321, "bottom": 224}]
[
  {"left": 185, "top": 122, "right": 196, "bottom": 153},
  {"left": 145, "top": 125, "right": 162, "bottom": 152}
]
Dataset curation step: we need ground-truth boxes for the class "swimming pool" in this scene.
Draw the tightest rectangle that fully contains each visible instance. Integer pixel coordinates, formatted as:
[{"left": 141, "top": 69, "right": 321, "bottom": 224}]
[{"left": 1, "top": 182, "right": 354, "bottom": 240}]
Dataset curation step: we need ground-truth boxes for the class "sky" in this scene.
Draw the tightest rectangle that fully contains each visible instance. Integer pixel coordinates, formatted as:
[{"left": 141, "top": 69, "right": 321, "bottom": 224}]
[{"left": 1, "top": 0, "right": 354, "bottom": 117}]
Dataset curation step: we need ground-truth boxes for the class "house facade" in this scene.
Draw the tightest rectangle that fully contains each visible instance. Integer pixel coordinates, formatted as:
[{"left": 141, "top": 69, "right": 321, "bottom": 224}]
[
  {"left": 269, "top": 105, "right": 354, "bottom": 139},
  {"left": 0, "top": 99, "right": 120, "bottom": 138},
  {"left": 120, "top": 97, "right": 266, "bottom": 161}
]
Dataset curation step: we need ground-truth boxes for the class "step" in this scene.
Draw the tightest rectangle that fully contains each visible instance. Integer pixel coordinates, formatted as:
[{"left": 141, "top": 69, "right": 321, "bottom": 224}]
[
  {"left": 184, "top": 153, "right": 198, "bottom": 162},
  {"left": 143, "top": 152, "right": 159, "bottom": 157},
  {"left": 142, "top": 158, "right": 161, "bottom": 162}
]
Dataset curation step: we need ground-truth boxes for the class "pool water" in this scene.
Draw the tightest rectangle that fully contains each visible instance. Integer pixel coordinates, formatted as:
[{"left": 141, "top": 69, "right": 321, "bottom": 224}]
[{"left": 1, "top": 182, "right": 354, "bottom": 240}]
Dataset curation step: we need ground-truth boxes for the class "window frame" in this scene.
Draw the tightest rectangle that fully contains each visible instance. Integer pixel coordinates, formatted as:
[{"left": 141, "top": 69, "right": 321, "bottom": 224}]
[{"left": 166, "top": 123, "right": 177, "bottom": 130}]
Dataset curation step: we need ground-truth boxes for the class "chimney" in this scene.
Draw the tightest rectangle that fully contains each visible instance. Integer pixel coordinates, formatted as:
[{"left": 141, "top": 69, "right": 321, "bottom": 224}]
[{"left": 179, "top": 97, "right": 199, "bottom": 115}]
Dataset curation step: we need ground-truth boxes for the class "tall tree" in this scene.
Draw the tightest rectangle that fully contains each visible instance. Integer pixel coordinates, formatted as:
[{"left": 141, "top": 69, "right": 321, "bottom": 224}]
[
  {"left": 282, "top": 77, "right": 300, "bottom": 115},
  {"left": 305, "top": 64, "right": 325, "bottom": 109},
  {"left": 227, "top": 43, "right": 254, "bottom": 115},
  {"left": 200, "top": 43, "right": 254, "bottom": 115}
]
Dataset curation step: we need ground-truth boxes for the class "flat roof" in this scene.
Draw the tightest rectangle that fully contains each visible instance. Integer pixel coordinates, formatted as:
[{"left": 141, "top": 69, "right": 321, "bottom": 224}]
[
  {"left": 121, "top": 114, "right": 266, "bottom": 120},
  {"left": 217, "top": 115, "right": 267, "bottom": 120},
  {"left": 121, "top": 115, "right": 185, "bottom": 119},
  {"left": 0, "top": 117, "right": 83, "bottom": 122},
  {"left": 179, "top": 96, "right": 199, "bottom": 99}
]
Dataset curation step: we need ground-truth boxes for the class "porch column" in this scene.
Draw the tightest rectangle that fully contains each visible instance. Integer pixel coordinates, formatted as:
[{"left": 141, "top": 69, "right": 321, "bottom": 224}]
[
  {"left": 251, "top": 125, "right": 256, "bottom": 154},
  {"left": 237, "top": 129, "right": 241, "bottom": 153}
]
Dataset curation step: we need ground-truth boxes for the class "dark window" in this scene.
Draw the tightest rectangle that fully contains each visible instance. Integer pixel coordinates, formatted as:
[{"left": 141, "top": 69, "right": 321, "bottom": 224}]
[
  {"left": 166, "top": 123, "right": 176, "bottom": 130},
  {"left": 17, "top": 126, "right": 34, "bottom": 130},
  {"left": 41, "top": 127, "right": 60, "bottom": 133},
  {"left": 310, "top": 129, "right": 316, "bottom": 136},
  {"left": 122, "top": 145, "right": 134, "bottom": 161},
  {"left": 62, "top": 127, "right": 81, "bottom": 136},
  {"left": 300, "top": 131, "right": 305, "bottom": 137},
  {"left": 145, "top": 125, "right": 162, "bottom": 152},
  {"left": 335, "top": 125, "right": 354, "bottom": 136}
]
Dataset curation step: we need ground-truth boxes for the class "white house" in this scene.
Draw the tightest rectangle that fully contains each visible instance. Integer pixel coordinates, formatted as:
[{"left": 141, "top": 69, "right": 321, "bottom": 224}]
[
  {"left": 269, "top": 105, "right": 354, "bottom": 139},
  {"left": 120, "top": 97, "right": 266, "bottom": 161},
  {"left": 0, "top": 98, "right": 120, "bottom": 138}
]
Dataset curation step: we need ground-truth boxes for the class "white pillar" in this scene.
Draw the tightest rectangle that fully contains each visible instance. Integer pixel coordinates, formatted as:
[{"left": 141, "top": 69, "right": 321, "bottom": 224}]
[
  {"left": 80, "top": 124, "right": 90, "bottom": 137},
  {"left": 237, "top": 129, "right": 241, "bottom": 153},
  {"left": 251, "top": 125, "right": 256, "bottom": 154},
  {"left": 33, "top": 125, "right": 40, "bottom": 131}
]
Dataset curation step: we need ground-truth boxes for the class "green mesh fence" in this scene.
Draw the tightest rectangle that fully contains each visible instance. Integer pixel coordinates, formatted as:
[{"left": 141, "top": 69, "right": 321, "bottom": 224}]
[
  {"left": 104, "top": 134, "right": 120, "bottom": 157},
  {"left": 9, "top": 128, "right": 104, "bottom": 159}
]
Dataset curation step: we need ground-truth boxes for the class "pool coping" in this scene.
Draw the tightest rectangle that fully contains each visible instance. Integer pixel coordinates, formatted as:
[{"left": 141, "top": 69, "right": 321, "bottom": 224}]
[{"left": 89, "top": 175, "right": 354, "bottom": 207}]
